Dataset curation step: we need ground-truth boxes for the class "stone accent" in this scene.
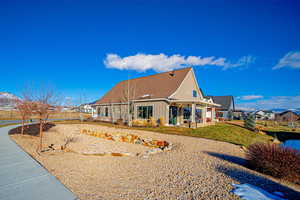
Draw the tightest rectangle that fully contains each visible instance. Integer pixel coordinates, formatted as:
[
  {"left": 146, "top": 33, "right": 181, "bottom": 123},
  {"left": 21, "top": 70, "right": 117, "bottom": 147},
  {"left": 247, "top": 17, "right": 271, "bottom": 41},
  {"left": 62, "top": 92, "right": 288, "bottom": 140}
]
[{"left": 80, "top": 129, "right": 173, "bottom": 156}]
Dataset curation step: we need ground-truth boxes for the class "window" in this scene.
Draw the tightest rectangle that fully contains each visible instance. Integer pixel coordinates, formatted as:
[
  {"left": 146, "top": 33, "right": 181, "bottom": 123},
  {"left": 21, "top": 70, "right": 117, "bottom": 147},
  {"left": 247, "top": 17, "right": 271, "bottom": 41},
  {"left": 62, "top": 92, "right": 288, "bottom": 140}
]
[
  {"left": 183, "top": 107, "right": 191, "bottom": 120},
  {"left": 193, "top": 90, "right": 197, "bottom": 97},
  {"left": 138, "top": 106, "right": 153, "bottom": 119},
  {"left": 105, "top": 107, "right": 109, "bottom": 117}
]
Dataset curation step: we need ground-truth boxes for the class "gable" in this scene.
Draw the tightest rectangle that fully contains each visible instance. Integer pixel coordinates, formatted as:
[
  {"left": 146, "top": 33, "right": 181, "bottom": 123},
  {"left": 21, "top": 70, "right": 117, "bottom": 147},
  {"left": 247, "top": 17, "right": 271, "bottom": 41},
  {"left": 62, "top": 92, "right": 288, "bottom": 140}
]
[
  {"left": 209, "top": 96, "right": 234, "bottom": 110},
  {"left": 169, "top": 68, "right": 204, "bottom": 100}
]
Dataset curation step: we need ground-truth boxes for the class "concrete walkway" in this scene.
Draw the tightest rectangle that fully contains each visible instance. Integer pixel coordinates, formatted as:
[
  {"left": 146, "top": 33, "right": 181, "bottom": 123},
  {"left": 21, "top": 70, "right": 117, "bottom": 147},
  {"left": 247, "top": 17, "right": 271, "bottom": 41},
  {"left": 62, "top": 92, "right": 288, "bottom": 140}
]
[{"left": 0, "top": 125, "right": 77, "bottom": 200}]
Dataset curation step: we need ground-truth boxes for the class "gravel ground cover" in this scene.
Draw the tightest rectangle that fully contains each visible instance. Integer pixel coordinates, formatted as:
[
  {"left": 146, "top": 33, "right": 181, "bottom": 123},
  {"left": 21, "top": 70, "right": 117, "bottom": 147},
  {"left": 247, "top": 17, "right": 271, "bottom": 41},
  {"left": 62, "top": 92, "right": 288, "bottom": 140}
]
[{"left": 10, "top": 124, "right": 300, "bottom": 200}]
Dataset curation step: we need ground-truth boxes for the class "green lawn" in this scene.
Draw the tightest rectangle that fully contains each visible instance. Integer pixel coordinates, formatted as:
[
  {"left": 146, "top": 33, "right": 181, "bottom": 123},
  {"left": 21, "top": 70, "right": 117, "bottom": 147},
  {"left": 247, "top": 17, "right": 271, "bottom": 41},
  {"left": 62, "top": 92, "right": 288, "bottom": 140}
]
[{"left": 54, "top": 120, "right": 273, "bottom": 147}]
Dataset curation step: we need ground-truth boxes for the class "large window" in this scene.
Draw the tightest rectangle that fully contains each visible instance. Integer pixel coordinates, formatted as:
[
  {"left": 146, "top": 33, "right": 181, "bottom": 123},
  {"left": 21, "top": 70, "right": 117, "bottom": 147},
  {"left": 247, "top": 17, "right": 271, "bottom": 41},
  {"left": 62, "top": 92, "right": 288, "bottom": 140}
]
[
  {"left": 183, "top": 107, "right": 191, "bottom": 120},
  {"left": 138, "top": 106, "right": 153, "bottom": 119}
]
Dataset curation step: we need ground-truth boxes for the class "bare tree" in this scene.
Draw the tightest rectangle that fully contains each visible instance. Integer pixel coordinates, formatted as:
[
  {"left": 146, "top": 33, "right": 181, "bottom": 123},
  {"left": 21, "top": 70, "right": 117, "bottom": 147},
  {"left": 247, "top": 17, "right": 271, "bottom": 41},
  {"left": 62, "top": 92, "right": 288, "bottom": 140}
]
[
  {"left": 15, "top": 100, "right": 32, "bottom": 135},
  {"left": 29, "top": 86, "right": 61, "bottom": 152},
  {"left": 121, "top": 81, "right": 136, "bottom": 126}
]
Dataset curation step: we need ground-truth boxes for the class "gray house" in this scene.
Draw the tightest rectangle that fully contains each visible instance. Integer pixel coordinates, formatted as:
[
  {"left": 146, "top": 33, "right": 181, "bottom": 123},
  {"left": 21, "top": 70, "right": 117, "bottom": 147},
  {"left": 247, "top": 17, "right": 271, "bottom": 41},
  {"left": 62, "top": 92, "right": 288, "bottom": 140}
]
[
  {"left": 92, "top": 67, "right": 219, "bottom": 126},
  {"left": 206, "top": 95, "right": 235, "bottom": 121}
]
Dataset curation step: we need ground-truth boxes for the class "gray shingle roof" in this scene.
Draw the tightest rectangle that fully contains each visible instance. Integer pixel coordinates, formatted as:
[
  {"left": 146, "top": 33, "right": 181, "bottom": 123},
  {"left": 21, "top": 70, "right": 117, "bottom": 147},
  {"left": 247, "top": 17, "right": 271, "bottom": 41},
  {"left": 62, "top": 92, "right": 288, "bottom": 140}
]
[{"left": 206, "top": 95, "right": 234, "bottom": 110}]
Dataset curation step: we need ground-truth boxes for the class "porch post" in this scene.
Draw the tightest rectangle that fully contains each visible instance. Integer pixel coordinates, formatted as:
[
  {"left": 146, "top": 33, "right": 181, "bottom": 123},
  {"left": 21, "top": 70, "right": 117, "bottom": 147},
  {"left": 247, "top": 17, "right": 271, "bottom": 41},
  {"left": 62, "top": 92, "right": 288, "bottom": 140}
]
[
  {"left": 166, "top": 104, "right": 170, "bottom": 125},
  {"left": 202, "top": 106, "right": 207, "bottom": 124},
  {"left": 191, "top": 103, "right": 195, "bottom": 123}
]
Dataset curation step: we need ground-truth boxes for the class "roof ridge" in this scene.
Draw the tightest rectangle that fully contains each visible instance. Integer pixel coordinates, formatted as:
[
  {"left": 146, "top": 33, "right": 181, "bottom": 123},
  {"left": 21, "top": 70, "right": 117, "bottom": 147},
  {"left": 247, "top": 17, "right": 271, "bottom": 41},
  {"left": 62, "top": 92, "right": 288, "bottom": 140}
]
[{"left": 119, "top": 67, "right": 192, "bottom": 83}]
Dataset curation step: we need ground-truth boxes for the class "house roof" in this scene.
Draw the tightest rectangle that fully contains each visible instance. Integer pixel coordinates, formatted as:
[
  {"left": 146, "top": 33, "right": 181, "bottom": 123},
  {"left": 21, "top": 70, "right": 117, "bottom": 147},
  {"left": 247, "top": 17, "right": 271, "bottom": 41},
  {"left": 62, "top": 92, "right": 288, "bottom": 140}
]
[
  {"left": 206, "top": 95, "right": 234, "bottom": 110},
  {"left": 255, "top": 110, "right": 274, "bottom": 114},
  {"left": 96, "top": 67, "right": 192, "bottom": 104},
  {"left": 277, "top": 110, "right": 300, "bottom": 117}
]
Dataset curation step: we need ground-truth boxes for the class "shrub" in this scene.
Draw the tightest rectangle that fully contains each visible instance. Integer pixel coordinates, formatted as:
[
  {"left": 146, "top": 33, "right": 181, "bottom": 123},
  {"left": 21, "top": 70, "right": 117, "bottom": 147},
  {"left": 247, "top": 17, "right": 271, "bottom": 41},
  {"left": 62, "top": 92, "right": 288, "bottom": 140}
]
[
  {"left": 244, "top": 114, "right": 256, "bottom": 131},
  {"left": 116, "top": 118, "right": 124, "bottom": 125},
  {"left": 158, "top": 117, "right": 165, "bottom": 126},
  {"left": 132, "top": 119, "right": 147, "bottom": 127},
  {"left": 146, "top": 117, "right": 157, "bottom": 127},
  {"left": 246, "top": 143, "right": 300, "bottom": 184}
]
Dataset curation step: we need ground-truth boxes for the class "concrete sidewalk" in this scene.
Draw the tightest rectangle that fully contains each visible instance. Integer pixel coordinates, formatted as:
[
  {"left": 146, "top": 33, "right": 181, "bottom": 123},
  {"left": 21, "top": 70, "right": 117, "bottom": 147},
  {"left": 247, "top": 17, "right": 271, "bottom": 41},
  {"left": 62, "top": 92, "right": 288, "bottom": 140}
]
[{"left": 0, "top": 125, "right": 77, "bottom": 200}]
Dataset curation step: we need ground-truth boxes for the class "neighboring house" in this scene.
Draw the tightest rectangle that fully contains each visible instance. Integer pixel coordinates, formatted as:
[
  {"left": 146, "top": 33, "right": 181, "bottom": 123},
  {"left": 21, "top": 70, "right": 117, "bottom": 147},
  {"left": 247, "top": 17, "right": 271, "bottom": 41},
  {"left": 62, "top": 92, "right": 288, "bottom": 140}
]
[
  {"left": 275, "top": 111, "right": 300, "bottom": 122},
  {"left": 93, "top": 67, "right": 219, "bottom": 126},
  {"left": 254, "top": 110, "right": 275, "bottom": 120},
  {"left": 206, "top": 96, "right": 235, "bottom": 121},
  {"left": 78, "top": 103, "right": 96, "bottom": 114},
  {"left": 0, "top": 92, "right": 18, "bottom": 111},
  {"left": 232, "top": 110, "right": 246, "bottom": 120}
]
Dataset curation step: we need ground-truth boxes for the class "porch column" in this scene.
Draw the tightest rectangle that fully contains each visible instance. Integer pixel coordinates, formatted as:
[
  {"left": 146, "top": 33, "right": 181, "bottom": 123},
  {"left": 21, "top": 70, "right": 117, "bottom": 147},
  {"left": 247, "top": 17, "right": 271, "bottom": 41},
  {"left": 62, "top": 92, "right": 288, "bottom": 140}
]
[
  {"left": 191, "top": 103, "right": 195, "bottom": 123},
  {"left": 166, "top": 104, "right": 170, "bottom": 125},
  {"left": 202, "top": 106, "right": 207, "bottom": 124},
  {"left": 211, "top": 107, "right": 215, "bottom": 121},
  {"left": 178, "top": 105, "right": 183, "bottom": 125}
]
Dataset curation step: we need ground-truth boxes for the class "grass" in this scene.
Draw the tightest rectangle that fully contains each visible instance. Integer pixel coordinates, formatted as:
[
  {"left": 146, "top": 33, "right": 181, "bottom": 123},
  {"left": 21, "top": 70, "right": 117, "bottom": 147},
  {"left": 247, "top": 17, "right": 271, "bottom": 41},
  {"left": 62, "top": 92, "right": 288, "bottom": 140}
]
[{"left": 54, "top": 120, "right": 273, "bottom": 147}]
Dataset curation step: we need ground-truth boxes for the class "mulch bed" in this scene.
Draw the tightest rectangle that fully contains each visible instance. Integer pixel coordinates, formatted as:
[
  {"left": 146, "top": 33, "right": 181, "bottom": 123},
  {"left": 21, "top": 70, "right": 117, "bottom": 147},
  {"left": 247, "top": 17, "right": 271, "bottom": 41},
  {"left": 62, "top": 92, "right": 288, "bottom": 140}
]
[{"left": 8, "top": 123, "right": 56, "bottom": 136}]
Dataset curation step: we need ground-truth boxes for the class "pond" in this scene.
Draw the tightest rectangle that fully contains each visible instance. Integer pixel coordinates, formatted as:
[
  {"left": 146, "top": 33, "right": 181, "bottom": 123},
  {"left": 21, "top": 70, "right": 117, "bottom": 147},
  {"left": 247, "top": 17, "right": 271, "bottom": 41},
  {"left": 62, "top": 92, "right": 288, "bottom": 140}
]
[{"left": 282, "top": 140, "right": 300, "bottom": 151}]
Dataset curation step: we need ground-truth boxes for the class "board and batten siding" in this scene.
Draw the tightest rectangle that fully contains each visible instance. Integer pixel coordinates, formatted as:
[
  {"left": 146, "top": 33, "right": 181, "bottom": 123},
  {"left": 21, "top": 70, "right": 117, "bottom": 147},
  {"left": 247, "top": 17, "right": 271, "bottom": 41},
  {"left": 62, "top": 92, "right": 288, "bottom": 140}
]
[
  {"left": 134, "top": 101, "right": 168, "bottom": 122},
  {"left": 96, "top": 104, "right": 129, "bottom": 122},
  {"left": 169, "top": 69, "right": 203, "bottom": 100}
]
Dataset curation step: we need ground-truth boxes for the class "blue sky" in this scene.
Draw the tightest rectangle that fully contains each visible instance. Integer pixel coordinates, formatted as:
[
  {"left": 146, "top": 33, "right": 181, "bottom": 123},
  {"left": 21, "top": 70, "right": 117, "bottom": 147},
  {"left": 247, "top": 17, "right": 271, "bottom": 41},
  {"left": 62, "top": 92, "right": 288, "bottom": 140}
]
[{"left": 1, "top": 0, "right": 300, "bottom": 109}]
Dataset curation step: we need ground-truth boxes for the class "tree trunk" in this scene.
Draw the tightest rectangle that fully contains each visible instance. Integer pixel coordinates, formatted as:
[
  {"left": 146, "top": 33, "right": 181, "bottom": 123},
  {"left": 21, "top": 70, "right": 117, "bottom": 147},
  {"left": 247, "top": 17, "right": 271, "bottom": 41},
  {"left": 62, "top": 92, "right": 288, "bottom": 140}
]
[
  {"left": 21, "top": 117, "right": 24, "bottom": 135},
  {"left": 39, "top": 119, "right": 43, "bottom": 152}
]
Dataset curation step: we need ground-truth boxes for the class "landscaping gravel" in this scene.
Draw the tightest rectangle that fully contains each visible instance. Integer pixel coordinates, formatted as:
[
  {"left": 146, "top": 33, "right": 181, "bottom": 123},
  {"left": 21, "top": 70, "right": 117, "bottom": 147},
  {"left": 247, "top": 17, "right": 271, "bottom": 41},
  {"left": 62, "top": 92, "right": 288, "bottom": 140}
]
[{"left": 11, "top": 124, "right": 300, "bottom": 200}]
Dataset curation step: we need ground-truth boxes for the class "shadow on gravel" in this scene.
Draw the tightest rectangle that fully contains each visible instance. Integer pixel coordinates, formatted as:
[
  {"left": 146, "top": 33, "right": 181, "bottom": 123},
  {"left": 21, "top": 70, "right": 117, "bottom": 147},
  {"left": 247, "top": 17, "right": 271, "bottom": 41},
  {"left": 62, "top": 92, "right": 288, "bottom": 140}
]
[
  {"left": 205, "top": 152, "right": 247, "bottom": 166},
  {"left": 8, "top": 123, "right": 56, "bottom": 136},
  {"left": 216, "top": 165, "right": 300, "bottom": 199}
]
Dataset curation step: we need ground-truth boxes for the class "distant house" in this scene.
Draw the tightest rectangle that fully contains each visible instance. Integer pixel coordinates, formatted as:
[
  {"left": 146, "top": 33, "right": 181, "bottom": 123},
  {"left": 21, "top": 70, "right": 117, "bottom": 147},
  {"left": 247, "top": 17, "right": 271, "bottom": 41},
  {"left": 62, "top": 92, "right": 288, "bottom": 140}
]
[
  {"left": 93, "top": 67, "right": 220, "bottom": 126},
  {"left": 254, "top": 110, "right": 275, "bottom": 120},
  {"left": 275, "top": 111, "right": 300, "bottom": 122},
  {"left": 77, "top": 103, "right": 96, "bottom": 114},
  {"left": 206, "top": 96, "right": 235, "bottom": 121},
  {"left": 232, "top": 110, "right": 246, "bottom": 120}
]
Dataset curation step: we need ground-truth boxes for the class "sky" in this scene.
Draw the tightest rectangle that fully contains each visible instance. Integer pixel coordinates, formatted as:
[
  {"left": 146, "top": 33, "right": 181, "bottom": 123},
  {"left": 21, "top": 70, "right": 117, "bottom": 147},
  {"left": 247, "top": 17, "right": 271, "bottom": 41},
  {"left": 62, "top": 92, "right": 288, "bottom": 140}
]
[{"left": 1, "top": 0, "right": 300, "bottom": 109}]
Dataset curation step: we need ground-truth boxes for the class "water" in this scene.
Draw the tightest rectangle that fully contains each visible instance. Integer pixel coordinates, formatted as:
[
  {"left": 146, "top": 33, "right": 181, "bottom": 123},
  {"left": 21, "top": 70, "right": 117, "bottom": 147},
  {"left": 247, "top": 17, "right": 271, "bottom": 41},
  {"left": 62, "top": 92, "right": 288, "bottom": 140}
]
[{"left": 282, "top": 140, "right": 300, "bottom": 151}]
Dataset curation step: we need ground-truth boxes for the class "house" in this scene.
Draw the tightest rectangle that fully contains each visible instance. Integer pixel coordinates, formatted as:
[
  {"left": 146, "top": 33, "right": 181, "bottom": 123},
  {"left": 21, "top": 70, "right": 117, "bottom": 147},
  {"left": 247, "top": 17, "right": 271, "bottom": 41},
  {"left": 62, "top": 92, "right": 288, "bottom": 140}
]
[
  {"left": 206, "top": 95, "right": 235, "bottom": 121},
  {"left": 232, "top": 110, "right": 246, "bottom": 120},
  {"left": 92, "top": 67, "right": 219, "bottom": 126},
  {"left": 77, "top": 103, "right": 96, "bottom": 114},
  {"left": 254, "top": 110, "right": 275, "bottom": 120},
  {"left": 275, "top": 111, "right": 300, "bottom": 122}
]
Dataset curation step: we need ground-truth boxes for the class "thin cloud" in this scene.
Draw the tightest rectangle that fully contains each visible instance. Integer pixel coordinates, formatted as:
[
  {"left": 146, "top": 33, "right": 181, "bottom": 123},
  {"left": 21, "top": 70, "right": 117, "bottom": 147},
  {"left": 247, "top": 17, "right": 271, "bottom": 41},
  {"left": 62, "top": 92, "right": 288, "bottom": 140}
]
[
  {"left": 239, "top": 95, "right": 264, "bottom": 100},
  {"left": 273, "top": 51, "right": 300, "bottom": 70},
  {"left": 236, "top": 95, "right": 300, "bottom": 110},
  {"left": 104, "top": 53, "right": 255, "bottom": 72}
]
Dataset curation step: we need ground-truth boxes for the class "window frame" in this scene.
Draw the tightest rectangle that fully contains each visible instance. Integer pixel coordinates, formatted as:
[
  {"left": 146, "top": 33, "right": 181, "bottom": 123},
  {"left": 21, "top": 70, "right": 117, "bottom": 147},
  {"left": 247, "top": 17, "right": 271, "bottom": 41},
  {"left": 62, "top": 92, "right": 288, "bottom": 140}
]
[
  {"left": 192, "top": 90, "right": 198, "bottom": 97},
  {"left": 137, "top": 105, "right": 153, "bottom": 119}
]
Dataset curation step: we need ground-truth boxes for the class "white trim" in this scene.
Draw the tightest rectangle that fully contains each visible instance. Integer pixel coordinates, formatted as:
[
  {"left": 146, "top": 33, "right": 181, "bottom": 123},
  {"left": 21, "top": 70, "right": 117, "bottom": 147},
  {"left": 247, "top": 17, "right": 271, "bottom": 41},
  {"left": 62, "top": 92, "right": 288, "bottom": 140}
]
[
  {"left": 94, "top": 97, "right": 219, "bottom": 107},
  {"left": 135, "top": 104, "right": 155, "bottom": 120},
  {"left": 190, "top": 68, "right": 204, "bottom": 99},
  {"left": 169, "top": 99, "right": 220, "bottom": 107}
]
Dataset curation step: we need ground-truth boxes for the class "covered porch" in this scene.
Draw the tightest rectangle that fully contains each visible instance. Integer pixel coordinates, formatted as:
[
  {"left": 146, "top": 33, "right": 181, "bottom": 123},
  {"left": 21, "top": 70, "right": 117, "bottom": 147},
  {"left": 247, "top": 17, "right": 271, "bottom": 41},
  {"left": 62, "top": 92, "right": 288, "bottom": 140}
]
[{"left": 167, "top": 99, "right": 219, "bottom": 128}]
